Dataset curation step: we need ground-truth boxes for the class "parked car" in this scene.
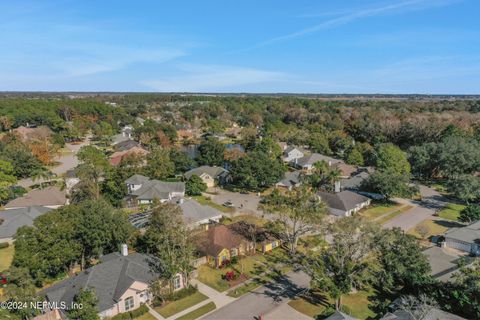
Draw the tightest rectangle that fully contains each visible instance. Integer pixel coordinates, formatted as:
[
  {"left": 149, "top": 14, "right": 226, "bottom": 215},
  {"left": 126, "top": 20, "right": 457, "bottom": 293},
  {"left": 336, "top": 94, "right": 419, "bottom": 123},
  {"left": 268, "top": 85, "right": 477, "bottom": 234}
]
[{"left": 223, "top": 200, "right": 234, "bottom": 208}]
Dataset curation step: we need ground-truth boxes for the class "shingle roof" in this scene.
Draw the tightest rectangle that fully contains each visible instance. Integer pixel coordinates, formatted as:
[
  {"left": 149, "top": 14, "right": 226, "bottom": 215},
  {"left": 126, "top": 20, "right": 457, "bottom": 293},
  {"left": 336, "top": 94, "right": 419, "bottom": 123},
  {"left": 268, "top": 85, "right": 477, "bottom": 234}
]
[
  {"left": 131, "top": 180, "right": 185, "bottom": 200},
  {"left": 195, "top": 224, "right": 248, "bottom": 256},
  {"left": 445, "top": 220, "right": 480, "bottom": 243},
  {"left": 277, "top": 171, "right": 301, "bottom": 188},
  {"left": 0, "top": 206, "right": 52, "bottom": 239},
  {"left": 340, "top": 171, "right": 370, "bottom": 190},
  {"left": 184, "top": 166, "right": 229, "bottom": 180},
  {"left": 325, "top": 311, "right": 358, "bottom": 320},
  {"left": 177, "top": 199, "right": 223, "bottom": 225},
  {"left": 4, "top": 187, "right": 66, "bottom": 209},
  {"left": 317, "top": 190, "right": 370, "bottom": 211},
  {"left": 114, "top": 139, "right": 140, "bottom": 152},
  {"left": 297, "top": 153, "right": 343, "bottom": 167},
  {"left": 42, "top": 252, "right": 157, "bottom": 313},
  {"left": 125, "top": 174, "right": 150, "bottom": 185}
]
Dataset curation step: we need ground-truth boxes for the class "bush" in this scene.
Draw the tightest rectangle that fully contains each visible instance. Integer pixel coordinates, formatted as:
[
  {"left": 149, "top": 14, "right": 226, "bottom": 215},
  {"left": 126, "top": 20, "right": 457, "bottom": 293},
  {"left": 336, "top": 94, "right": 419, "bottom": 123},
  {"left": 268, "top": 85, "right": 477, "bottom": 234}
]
[
  {"left": 110, "top": 303, "right": 149, "bottom": 320},
  {"left": 224, "top": 271, "right": 237, "bottom": 281},
  {"left": 219, "top": 259, "right": 231, "bottom": 268},
  {"left": 0, "top": 242, "right": 9, "bottom": 249},
  {"left": 231, "top": 256, "right": 238, "bottom": 264},
  {"left": 170, "top": 285, "right": 198, "bottom": 301}
]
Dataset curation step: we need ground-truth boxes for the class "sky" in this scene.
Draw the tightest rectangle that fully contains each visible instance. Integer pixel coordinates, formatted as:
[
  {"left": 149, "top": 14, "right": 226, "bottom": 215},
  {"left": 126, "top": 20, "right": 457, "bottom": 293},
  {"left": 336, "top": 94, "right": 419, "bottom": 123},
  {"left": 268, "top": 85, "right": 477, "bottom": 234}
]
[{"left": 0, "top": 0, "right": 479, "bottom": 94}]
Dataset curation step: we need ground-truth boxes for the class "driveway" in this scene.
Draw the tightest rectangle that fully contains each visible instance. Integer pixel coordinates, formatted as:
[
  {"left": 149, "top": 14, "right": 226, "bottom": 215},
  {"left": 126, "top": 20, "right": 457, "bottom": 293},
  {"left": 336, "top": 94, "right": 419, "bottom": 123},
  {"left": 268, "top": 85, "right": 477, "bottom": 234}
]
[
  {"left": 202, "top": 270, "right": 310, "bottom": 320},
  {"left": 383, "top": 185, "right": 449, "bottom": 231},
  {"left": 210, "top": 189, "right": 263, "bottom": 216},
  {"left": 17, "top": 137, "right": 91, "bottom": 188}
]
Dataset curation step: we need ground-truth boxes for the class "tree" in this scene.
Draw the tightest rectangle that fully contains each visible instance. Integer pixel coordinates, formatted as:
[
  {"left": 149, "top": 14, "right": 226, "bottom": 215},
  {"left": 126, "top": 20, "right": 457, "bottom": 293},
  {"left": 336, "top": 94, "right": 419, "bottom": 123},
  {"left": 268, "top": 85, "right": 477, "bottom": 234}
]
[
  {"left": 0, "top": 159, "right": 17, "bottom": 203},
  {"left": 230, "top": 151, "right": 286, "bottom": 191},
  {"left": 170, "top": 149, "right": 195, "bottom": 174},
  {"left": 67, "top": 289, "right": 100, "bottom": 320},
  {"left": 186, "top": 175, "right": 207, "bottom": 196},
  {"left": 196, "top": 137, "right": 225, "bottom": 166},
  {"left": 437, "top": 136, "right": 480, "bottom": 178},
  {"left": 415, "top": 224, "right": 430, "bottom": 240},
  {"left": 261, "top": 187, "right": 326, "bottom": 254},
  {"left": 140, "top": 203, "right": 195, "bottom": 290},
  {"left": 145, "top": 147, "right": 175, "bottom": 180},
  {"left": 3, "top": 267, "right": 40, "bottom": 319},
  {"left": 448, "top": 175, "right": 480, "bottom": 203},
  {"left": 31, "top": 167, "right": 55, "bottom": 189},
  {"left": 76, "top": 146, "right": 110, "bottom": 199},
  {"left": 375, "top": 143, "right": 411, "bottom": 175},
  {"left": 408, "top": 143, "right": 439, "bottom": 179},
  {"left": 451, "top": 260, "right": 480, "bottom": 319},
  {"left": 253, "top": 137, "right": 282, "bottom": 160},
  {"left": 375, "top": 228, "right": 431, "bottom": 294},
  {"left": 346, "top": 147, "right": 364, "bottom": 166},
  {"left": 459, "top": 204, "right": 480, "bottom": 223},
  {"left": 305, "top": 216, "right": 379, "bottom": 310},
  {"left": 360, "top": 169, "right": 413, "bottom": 200}
]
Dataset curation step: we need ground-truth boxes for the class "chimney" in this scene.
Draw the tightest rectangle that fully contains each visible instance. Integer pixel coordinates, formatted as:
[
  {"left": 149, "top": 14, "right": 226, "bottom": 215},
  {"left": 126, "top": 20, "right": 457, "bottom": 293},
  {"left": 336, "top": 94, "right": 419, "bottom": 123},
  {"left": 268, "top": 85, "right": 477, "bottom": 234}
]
[
  {"left": 178, "top": 198, "right": 185, "bottom": 204},
  {"left": 121, "top": 244, "right": 128, "bottom": 256},
  {"left": 334, "top": 181, "right": 341, "bottom": 193}
]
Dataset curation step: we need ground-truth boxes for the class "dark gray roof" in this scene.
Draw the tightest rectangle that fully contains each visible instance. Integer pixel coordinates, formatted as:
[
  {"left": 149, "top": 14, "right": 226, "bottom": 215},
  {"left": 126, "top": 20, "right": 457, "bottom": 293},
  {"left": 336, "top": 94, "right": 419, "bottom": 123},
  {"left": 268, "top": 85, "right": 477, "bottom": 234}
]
[
  {"left": 381, "top": 307, "right": 466, "bottom": 320},
  {"left": 0, "top": 206, "right": 53, "bottom": 239},
  {"left": 114, "top": 139, "right": 140, "bottom": 151},
  {"left": 340, "top": 171, "right": 370, "bottom": 190},
  {"left": 132, "top": 180, "right": 185, "bottom": 200},
  {"left": 43, "top": 252, "right": 157, "bottom": 313},
  {"left": 284, "top": 146, "right": 300, "bottom": 154},
  {"left": 184, "top": 166, "right": 229, "bottom": 180},
  {"left": 317, "top": 190, "right": 370, "bottom": 211},
  {"left": 125, "top": 174, "right": 150, "bottom": 185},
  {"left": 177, "top": 199, "right": 223, "bottom": 225},
  {"left": 445, "top": 220, "right": 480, "bottom": 243},
  {"left": 277, "top": 171, "right": 301, "bottom": 188},
  {"left": 297, "top": 153, "right": 342, "bottom": 167}
]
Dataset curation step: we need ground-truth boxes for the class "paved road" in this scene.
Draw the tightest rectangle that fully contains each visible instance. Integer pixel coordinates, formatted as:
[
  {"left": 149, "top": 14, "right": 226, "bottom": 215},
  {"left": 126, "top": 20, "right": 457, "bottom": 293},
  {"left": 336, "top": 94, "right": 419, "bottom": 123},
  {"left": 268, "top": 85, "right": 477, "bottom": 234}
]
[
  {"left": 202, "top": 270, "right": 310, "bottom": 320},
  {"left": 210, "top": 189, "right": 263, "bottom": 216},
  {"left": 383, "top": 185, "right": 449, "bottom": 231}
]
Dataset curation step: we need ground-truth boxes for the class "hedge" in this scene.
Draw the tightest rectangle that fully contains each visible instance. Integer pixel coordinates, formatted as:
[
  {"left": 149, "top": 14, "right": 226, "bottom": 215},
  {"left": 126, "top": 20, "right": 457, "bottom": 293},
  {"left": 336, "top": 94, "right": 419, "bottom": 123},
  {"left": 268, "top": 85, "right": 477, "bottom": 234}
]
[{"left": 110, "top": 304, "right": 149, "bottom": 320}]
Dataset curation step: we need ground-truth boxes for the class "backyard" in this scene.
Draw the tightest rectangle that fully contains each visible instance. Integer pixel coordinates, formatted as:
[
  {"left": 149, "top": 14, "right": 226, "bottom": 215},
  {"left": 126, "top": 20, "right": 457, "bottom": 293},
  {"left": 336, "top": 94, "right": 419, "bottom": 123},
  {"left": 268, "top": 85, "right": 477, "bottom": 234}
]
[{"left": 0, "top": 245, "right": 14, "bottom": 272}]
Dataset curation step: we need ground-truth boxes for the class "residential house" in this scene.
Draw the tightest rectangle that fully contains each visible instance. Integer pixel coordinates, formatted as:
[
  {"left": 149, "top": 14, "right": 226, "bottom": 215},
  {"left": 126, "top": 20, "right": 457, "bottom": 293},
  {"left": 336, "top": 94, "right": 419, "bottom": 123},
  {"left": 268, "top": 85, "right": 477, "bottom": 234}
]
[
  {"left": 109, "top": 146, "right": 149, "bottom": 166},
  {"left": 0, "top": 206, "right": 53, "bottom": 243},
  {"left": 381, "top": 298, "right": 466, "bottom": 320},
  {"left": 4, "top": 186, "right": 67, "bottom": 210},
  {"left": 325, "top": 311, "right": 358, "bottom": 320},
  {"left": 296, "top": 153, "right": 343, "bottom": 171},
  {"left": 229, "top": 221, "right": 280, "bottom": 253},
  {"left": 42, "top": 246, "right": 185, "bottom": 319},
  {"left": 276, "top": 171, "right": 302, "bottom": 190},
  {"left": 125, "top": 174, "right": 185, "bottom": 206},
  {"left": 64, "top": 169, "right": 80, "bottom": 194},
  {"left": 317, "top": 190, "right": 371, "bottom": 217},
  {"left": 332, "top": 162, "right": 357, "bottom": 178},
  {"left": 340, "top": 171, "right": 370, "bottom": 191},
  {"left": 282, "top": 146, "right": 304, "bottom": 164},
  {"left": 443, "top": 220, "right": 480, "bottom": 256},
  {"left": 122, "top": 125, "right": 133, "bottom": 139},
  {"left": 114, "top": 139, "right": 140, "bottom": 152},
  {"left": 184, "top": 166, "right": 230, "bottom": 187},
  {"left": 195, "top": 224, "right": 254, "bottom": 267}
]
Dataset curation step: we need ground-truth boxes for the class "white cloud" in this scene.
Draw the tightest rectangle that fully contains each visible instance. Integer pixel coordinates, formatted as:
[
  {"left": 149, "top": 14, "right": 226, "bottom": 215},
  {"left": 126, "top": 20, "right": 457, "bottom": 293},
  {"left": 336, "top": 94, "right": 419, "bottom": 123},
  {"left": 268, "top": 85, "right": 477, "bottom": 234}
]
[{"left": 142, "top": 64, "right": 286, "bottom": 92}]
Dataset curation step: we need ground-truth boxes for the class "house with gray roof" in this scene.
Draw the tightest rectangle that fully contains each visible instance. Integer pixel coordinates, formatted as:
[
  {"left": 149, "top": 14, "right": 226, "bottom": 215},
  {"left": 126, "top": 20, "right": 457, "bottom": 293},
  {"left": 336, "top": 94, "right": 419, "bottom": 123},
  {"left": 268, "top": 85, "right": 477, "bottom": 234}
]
[
  {"left": 0, "top": 206, "right": 52, "bottom": 243},
  {"left": 184, "top": 166, "right": 230, "bottom": 187},
  {"left": 340, "top": 171, "right": 370, "bottom": 191},
  {"left": 296, "top": 153, "right": 343, "bottom": 171},
  {"left": 317, "top": 190, "right": 371, "bottom": 217},
  {"left": 444, "top": 220, "right": 480, "bottom": 256},
  {"left": 4, "top": 186, "right": 67, "bottom": 210},
  {"left": 125, "top": 175, "right": 185, "bottom": 206},
  {"left": 42, "top": 247, "right": 185, "bottom": 319},
  {"left": 282, "top": 146, "right": 305, "bottom": 164},
  {"left": 276, "top": 171, "right": 302, "bottom": 190}
]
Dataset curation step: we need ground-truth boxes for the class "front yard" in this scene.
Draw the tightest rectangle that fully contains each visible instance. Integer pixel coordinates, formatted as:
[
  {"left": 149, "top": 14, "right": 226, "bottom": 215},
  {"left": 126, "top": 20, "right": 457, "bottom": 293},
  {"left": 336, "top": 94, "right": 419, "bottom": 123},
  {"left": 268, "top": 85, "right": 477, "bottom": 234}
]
[
  {"left": 288, "top": 289, "right": 378, "bottom": 319},
  {"left": 437, "top": 203, "right": 465, "bottom": 221},
  {"left": 408, "top": 219, "right": 462, "bottom": 240},
  {"left": 0, "top": 245, "right": 14, "bottom": 272},
  {"left": 359, "top": 202, "right": 404, "bottom": 220},
  {"left": 176, "top": 302, "right": 216, "bottom": 320},
  {"left": 192, "top": 195, "right": 234, "bottom": 214},
  {"left": 154, "top": 291, "right": 208, "bottom": 318}
]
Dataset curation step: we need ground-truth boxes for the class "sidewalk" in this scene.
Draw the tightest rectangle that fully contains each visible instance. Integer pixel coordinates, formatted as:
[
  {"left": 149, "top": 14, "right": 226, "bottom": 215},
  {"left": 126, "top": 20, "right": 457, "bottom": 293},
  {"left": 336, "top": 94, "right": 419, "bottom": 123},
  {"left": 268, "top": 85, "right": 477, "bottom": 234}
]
[{"left": 191, "top": 279, "right": 235, "bottom": 308}]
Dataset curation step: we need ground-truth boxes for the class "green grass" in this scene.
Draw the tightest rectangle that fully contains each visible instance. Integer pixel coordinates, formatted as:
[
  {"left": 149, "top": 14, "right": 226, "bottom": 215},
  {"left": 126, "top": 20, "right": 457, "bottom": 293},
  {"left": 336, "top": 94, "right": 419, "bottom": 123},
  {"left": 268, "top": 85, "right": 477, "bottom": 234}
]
[
  {"left": 0, "top": 245, "right": 14, "bottom": 272},
  {"left": 408, "top": 219, "right": 461, "bottom": 239},
  {"left": 360, "top": 202, "right": 403, "bottom": 220},
  {"left": 437, "top": 203, "right": 465, "bottom": 221},
  {"left": 192, "top": 195, "right": 234, "bottom": 213},
  {"left": 135, "top": 313, "right": 157, "bottom": 320},
  {"left": 154, "top": 292, "right": 208, "bottom": 318},
  {"left": 288, "top": 290, "right": 378, "bottom": 320},
  {"left": 376, "top": 205, "right": 414, "bottom": 225},
  {"left": 176, "top": 302, "right": 216, "bottom": 320}
]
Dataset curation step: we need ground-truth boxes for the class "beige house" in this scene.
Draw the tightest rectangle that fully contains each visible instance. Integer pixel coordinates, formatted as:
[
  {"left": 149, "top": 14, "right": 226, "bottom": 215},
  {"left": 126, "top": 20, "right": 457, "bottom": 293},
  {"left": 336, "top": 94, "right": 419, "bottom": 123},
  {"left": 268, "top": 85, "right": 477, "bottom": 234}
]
[
  {"left": 42, "top": 246, "right": 185, "bottom": 319},
  {"left": 184, "top": 166, "right": 230, "bottom": 188}
]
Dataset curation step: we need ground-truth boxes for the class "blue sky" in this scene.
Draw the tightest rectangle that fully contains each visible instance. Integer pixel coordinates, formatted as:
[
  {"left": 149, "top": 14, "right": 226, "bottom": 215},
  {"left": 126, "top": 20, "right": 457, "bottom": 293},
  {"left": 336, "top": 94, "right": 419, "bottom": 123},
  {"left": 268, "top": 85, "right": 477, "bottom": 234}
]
[{"left": 0, "top": 0, "right": 479, "bottom": 93}]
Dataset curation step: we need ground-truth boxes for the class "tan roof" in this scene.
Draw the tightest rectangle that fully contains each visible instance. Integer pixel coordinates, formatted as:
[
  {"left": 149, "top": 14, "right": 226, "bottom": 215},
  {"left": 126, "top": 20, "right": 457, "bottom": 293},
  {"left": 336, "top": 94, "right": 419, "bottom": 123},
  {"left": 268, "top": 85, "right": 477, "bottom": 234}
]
[
  {"left": 333, "top": 163, "right": 357, "bottom": 177},
  {"left": 109, "top": 147, "right": 149, "bottom": 166},
  {"left": 196, "top": 224, "right": 248, "bottom": 256},
  {"left": 13, "top": 126, "right": 52, "bottom": 142},
  {"left": 5, "top": 186, "right": 67, "bottom": 209}
]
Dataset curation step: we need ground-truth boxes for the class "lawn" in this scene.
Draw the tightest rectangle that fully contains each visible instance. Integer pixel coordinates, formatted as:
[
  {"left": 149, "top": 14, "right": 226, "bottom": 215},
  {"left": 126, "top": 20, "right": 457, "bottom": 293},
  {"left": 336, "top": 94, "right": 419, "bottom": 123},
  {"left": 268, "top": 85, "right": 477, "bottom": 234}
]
[
  {"left": 154, "top": 291, "right": 208, "bottom": 318},
  {"left": 359, "top": 202, "right": 403, "bottom": 220},
  {"left": 0, "top": 245, "right": 14, "bottom": 272},
  {"left": 192, "top": 195, "right": 234, "bottom": 214},
  {"left": 408, "top": 219, "right": 461, "bottom": 239},
  {"left": 176, "top": 302, "right": 216, "bottom": 320},
  {"left": 288, "top": 290, "right": 378, "bottom": 320},
  {"left": 135, "top": 313, "right": 157, "bottom": 320},
  {"left": 376, "top": 205, "right": 414, "bottom": 225},
  {"left": 437, "top": 203, "right": 465, "bottom": 221}
]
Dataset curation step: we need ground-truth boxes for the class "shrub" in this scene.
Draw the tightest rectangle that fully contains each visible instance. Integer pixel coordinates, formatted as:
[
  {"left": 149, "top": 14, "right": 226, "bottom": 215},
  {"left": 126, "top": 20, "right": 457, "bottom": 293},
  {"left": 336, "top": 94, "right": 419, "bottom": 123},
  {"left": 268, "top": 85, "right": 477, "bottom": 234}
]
[
  {"left": 170, "top": 285, "right": 198, "bottom": 301},
  {"left": 224, "top": 271, "right": 237, "bottom": 281},
  {"left": 110, "top": 303, "right": 149, "bottom": 320},
  {"left": 0, "top": 242, "right": 9, "bottom": 249},
  {"left": 219, "top": 259, "right": 231, "bottom": 268},
  {"left": 231, "top": 256, "right": 238, "bottom": 264}
]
